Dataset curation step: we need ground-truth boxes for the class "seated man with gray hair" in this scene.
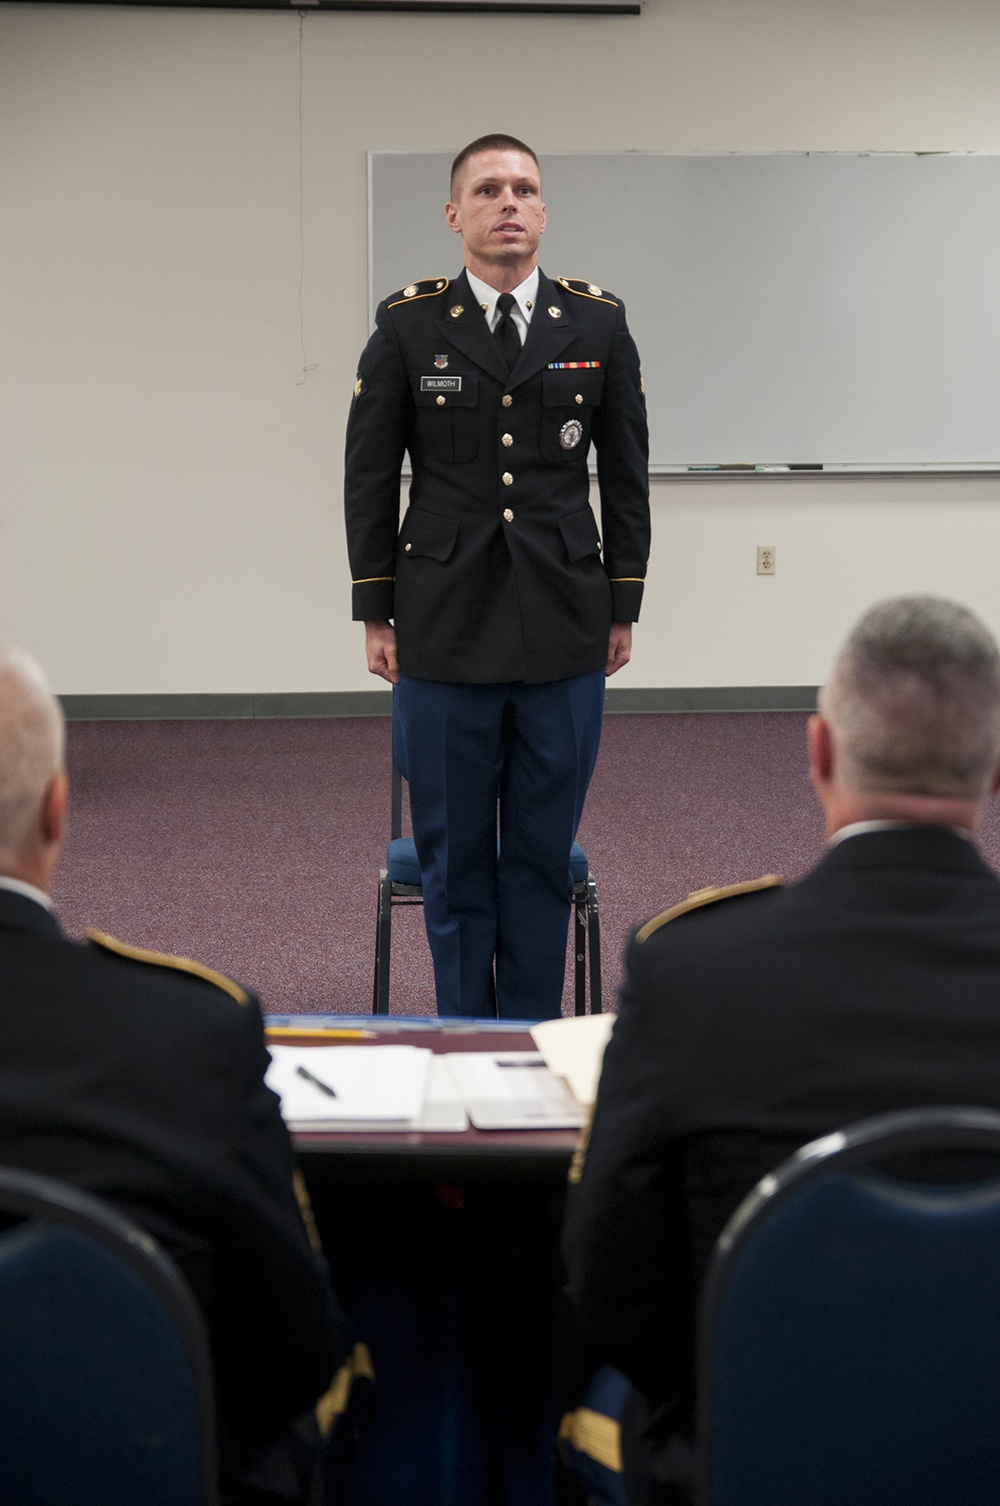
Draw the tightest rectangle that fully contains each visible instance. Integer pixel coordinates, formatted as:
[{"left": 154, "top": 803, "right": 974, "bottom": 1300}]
[
  {"left": 563, "top": 595, "right": 1000, "bottom": 1506},
  {"left": 0, "top": 645, "right": 349, "bottom": 1506}
]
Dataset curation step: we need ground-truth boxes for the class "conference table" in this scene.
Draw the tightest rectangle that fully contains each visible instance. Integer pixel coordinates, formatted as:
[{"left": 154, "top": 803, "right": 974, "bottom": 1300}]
[{"left": 267, "top": 1015, "right": 586, "bottom": 1506}]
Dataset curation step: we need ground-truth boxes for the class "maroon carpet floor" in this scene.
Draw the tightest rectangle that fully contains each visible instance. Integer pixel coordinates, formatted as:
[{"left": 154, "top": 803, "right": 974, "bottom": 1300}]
[{"left": 53, "top": 713, "right": 1000, "bottom": 1018}]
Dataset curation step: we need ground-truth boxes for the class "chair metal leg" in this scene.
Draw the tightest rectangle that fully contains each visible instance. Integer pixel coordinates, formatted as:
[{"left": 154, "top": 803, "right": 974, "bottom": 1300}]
[
  {"left": 574, "top": 887, "right": 587, "bottom": 1016},
  {"left": 372, "top": 870, "right": 393, "bottom": 1015},
  {"left": 586, "top": 873, "right": 602, "bottom": 1014}
]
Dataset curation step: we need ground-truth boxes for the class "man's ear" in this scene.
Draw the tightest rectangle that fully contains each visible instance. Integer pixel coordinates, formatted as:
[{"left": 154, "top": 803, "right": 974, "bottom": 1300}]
[
  {"left": 991, "top": 754, "right": 1000, "bottom": 796},
  {"left": 40, "top": 771, "right": 68, "bottom": 846},
  {"left": 807, "top": 714, "right": 833, "bottom": 785}
]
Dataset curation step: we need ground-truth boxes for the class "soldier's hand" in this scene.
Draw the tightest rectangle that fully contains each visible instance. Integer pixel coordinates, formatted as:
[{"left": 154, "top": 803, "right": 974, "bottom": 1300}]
[
  {"left": 365, "top": 621, "right": 400, "bottom": 684},
  {"left": 606, "top": 622, "right": 633, "bottom": 677}
]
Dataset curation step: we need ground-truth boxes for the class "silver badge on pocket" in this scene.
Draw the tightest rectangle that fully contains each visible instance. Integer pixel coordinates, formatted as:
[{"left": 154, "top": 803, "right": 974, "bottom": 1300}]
[{"left": 559, "top": 419, "right": 583, "bottom": 451}]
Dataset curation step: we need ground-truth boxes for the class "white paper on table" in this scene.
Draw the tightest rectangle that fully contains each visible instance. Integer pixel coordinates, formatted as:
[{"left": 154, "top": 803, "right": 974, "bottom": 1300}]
[
  {"left": 413, "top": 1055, "right": 470, "bottom": 1132},
  {"left": 530, "top": 1013, "right": 615, "bottom": 1107},
  {"left": 265, "top": 1044, "right": 432, "bottom": 1130},
  {"left": 443, "top": 1051, "right": 587, "bottom": 1130}
]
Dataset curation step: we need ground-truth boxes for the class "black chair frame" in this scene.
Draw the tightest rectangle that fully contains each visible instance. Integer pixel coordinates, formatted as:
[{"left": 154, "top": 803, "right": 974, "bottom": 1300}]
[{"left": 373, "top": 756, "right": 602, "bottom": 1017}]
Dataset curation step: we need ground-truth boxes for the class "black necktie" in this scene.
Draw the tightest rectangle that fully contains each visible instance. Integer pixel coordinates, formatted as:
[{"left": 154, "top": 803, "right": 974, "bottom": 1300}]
[{"left": 494, "top": 293, "right": 522, "bottom": 372}]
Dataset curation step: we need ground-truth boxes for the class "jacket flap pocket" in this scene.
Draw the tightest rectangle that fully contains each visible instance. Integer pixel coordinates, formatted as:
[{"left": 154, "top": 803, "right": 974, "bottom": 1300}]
[
  {"left": 558, "top": 508, "right": 602, "bottom": 562},
  {"left": 413, "top": 371, "right": 478, "bottom": 407},
  {"left": 399, "top": 509, "right": 459, "bottom": 563},
  {"left": 542, "top": 369, "right": 605, "bottom": 407}
]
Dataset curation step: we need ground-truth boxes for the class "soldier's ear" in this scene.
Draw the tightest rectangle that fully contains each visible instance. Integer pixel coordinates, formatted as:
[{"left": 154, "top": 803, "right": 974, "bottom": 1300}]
[
  {"left": 40, "top": 770, "right": 68, "bottom": 846},
  {"left": 807, "top": 714, "right": 833, "bottom": 785},
  {"left": 990, "top": 755, "right": 1000, "bottom": 795}
]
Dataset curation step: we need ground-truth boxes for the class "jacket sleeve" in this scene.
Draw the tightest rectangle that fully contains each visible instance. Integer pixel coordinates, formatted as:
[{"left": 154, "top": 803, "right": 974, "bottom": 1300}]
[
  {"left": 344, "top": 308, "right": 413, "bottom": 623},
  {"left": 209, "top": 995, "right": 351, "bottom": 1439},
  {"left": 562, "top": 930, "right": 694, "bottom": 1403},
  {"left": 590, "top": 299, "right": 651, "bottom": 622}
]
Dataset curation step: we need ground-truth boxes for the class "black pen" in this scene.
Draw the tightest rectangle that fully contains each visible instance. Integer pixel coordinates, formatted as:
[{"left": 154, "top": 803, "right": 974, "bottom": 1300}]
[{"left": 296, "top": 1064, "right": 338, "bottom": 1098}]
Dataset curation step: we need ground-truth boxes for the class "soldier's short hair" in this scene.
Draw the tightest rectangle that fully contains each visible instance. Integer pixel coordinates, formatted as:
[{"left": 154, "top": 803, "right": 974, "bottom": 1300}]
[
  {"left": 822, "top": 595, "right": 1000, "bottom": 799},
  {"left": 450, "top": 134, "right": 540, "bottom": 198},
  {"left": 0, "top": 646, "right": 65, "bottom": 856}
]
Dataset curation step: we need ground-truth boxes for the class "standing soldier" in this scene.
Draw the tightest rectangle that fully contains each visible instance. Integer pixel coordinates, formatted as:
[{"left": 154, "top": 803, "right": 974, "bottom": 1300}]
[{"left": 345, "top": 133, "right": 650, "bottom": 1019}]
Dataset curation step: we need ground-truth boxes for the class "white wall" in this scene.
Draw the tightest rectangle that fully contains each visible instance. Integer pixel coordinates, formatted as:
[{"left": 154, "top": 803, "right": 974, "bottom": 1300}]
[{"left": 2, "top": 0, "right": 1000, "bottom": 694}]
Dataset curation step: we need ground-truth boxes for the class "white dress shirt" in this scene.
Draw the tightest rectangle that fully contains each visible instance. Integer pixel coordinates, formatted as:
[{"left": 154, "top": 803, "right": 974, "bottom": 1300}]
[
  {"left": 829, "top": 818, "right": 972, "bottom": 847},
  {"left": 0, "top": 874, "right": 54, "bottom": 911},
  {"left": 465, "top": 267, "right": 539, "bottom": 346}
]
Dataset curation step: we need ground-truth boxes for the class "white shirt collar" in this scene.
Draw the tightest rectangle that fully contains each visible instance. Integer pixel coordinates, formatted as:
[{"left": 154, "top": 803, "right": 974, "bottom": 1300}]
[
  {"left": 465, "top": 267, "right": 539, "bottom": 334},
  {"left": 829, "top": 818, "right": 973, "bottom": 847},
  {"left": 0, "top": 875, "right": 55, "bottom": 912}
]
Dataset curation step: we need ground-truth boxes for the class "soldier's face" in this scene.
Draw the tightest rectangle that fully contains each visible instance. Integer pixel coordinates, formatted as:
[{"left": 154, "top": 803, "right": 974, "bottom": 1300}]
[{"left": 446, "top": 150, "right": 546, "bottom": 276}]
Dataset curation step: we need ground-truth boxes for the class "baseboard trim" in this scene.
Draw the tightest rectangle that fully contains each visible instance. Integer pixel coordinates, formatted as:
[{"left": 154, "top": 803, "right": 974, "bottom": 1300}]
[
  {"left": 605, "top": 685, "right": 817, "bottom": 713},
  {"left": 59, "top": 686, "right": 817, "bottom": 721}
]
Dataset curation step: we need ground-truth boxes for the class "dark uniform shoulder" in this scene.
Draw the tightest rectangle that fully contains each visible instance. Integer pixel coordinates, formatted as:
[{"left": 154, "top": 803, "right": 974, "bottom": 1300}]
[
  {"left": 87, "top": 929, "right": 250, "bottom": 1006},
  {"left": 382, "top": 276, "right": 451, "bottom": 311},
  {"left": 635, "top": 874, "right": 783, "bottom": 944},
  {"left": 555, "top": 276, "right": 621, "bottom": 308}
]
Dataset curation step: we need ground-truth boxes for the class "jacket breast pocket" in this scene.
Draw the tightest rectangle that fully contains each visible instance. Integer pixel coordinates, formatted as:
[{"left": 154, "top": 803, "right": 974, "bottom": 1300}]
[
  {"left": 558, "top": 508, "right": 602, "bottom": 563},
  {"left": 541, "top": 369, "right": 605, "bottom": 463},
  {"left": 411, "top": 372, "right": 479, "bottom": 464},
  {"left": 398, "top": 508, "right": 459, "bottom": 565}
]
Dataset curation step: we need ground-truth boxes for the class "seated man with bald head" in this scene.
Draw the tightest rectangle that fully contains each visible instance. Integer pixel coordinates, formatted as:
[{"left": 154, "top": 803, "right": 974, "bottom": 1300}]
[
  {"left": 0, "top": 646, "right": 349, "bottom": 1506},
  {"left": 563, "top": 595, "right": 1000, "bottom": 1506}
]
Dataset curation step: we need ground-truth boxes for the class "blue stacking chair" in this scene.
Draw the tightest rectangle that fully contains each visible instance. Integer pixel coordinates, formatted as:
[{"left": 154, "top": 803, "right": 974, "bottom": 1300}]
[
  {"left": 0, "top": 1165, "right": 218, "bottom": 1506},
  {"left": 696, "top": 1105, "right": 1000, "bottom": 1506},
  {"left": 372, "top": 718, "right": 602, "bottom": 1017}
]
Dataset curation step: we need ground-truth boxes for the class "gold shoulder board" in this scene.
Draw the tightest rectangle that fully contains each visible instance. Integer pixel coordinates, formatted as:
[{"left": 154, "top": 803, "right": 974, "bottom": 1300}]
[
  {"left": 87, "top": 929, "right": 249, "bottom": 1006},
  {"left": 387, "top": 277, "right": 450, "bottom": 310},
  {"left": 316, "top": 1342, "right": 376, "bottom": 1436},
  {"left": 568, "top": 1103, "right": 595, "bottom": 1186},
  {"left": 556, "top": 276, "right": 619, "bottom": 307},
  {"left": 636, "top": 875, "right": 783, "bottom": 944}
]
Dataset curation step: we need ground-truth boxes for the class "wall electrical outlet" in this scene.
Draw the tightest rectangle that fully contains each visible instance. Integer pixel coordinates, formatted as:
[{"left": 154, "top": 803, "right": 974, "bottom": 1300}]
[{"left": 756, "top": 545, "right": 776, "bottom": 575}]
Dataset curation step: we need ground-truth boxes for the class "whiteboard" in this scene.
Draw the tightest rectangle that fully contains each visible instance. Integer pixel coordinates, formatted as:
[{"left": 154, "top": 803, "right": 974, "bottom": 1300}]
[{"left": 369, "top": 152, "right": 1000, "bottom": 473}]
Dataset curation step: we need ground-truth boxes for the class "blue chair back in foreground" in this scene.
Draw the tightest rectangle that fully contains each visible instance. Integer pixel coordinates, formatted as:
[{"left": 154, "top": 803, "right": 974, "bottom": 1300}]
[
  {"left": 696, "top": 1106, "right": 1000, "bottom": 1506},
  {"left": 0, "top": 1165, "right": 218, "bottom": 1506}
]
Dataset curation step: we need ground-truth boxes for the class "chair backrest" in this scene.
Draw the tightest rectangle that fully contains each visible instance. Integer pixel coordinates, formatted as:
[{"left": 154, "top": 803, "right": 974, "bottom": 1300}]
[
  {"left": 0, "top": 1165, "right": 218, "bottom": 1506},
  {"left": 696, "top": 1106, "right": 1000, "bottom": 1506}
]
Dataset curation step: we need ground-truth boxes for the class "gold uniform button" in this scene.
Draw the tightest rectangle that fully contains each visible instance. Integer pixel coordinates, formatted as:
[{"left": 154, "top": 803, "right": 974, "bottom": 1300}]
[
  {"left": 501, "top": 433, "right": 513, "bottom": 447},
  {"left": 502, "top": 472, "right": 513, "bottom": 486},
  {"left": 575, "top": 393, "right": 584, "bottom": 405},
  {"left": 588, "top": 284, "right": 603, "bottom": 297},
  {"left": 403, "top": 284, "right": 418, "bottom": 298},
  {"left": 404, "top": 542, "right": 412, "bottom": 552},
  {"left": 502, "top": 394, "right": 513, "bottom": 408},
  {"left": 503, "top": 508, "right": 514, "bottom": 523},
  {"left": 436, "top": 395, "right": 446, "bottom": 406}
]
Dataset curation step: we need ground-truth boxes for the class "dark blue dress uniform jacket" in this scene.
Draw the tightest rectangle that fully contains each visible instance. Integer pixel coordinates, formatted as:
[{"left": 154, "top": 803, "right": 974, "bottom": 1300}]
[
  {"left": 345, "top": 269, "right": 650, "bottom": 685},
  {"left": 0, "top": 889, "right": 348, "bottom": 1481},
  {"left": 563, "top": 826, "right": 1000, "bottom": 1504}
]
